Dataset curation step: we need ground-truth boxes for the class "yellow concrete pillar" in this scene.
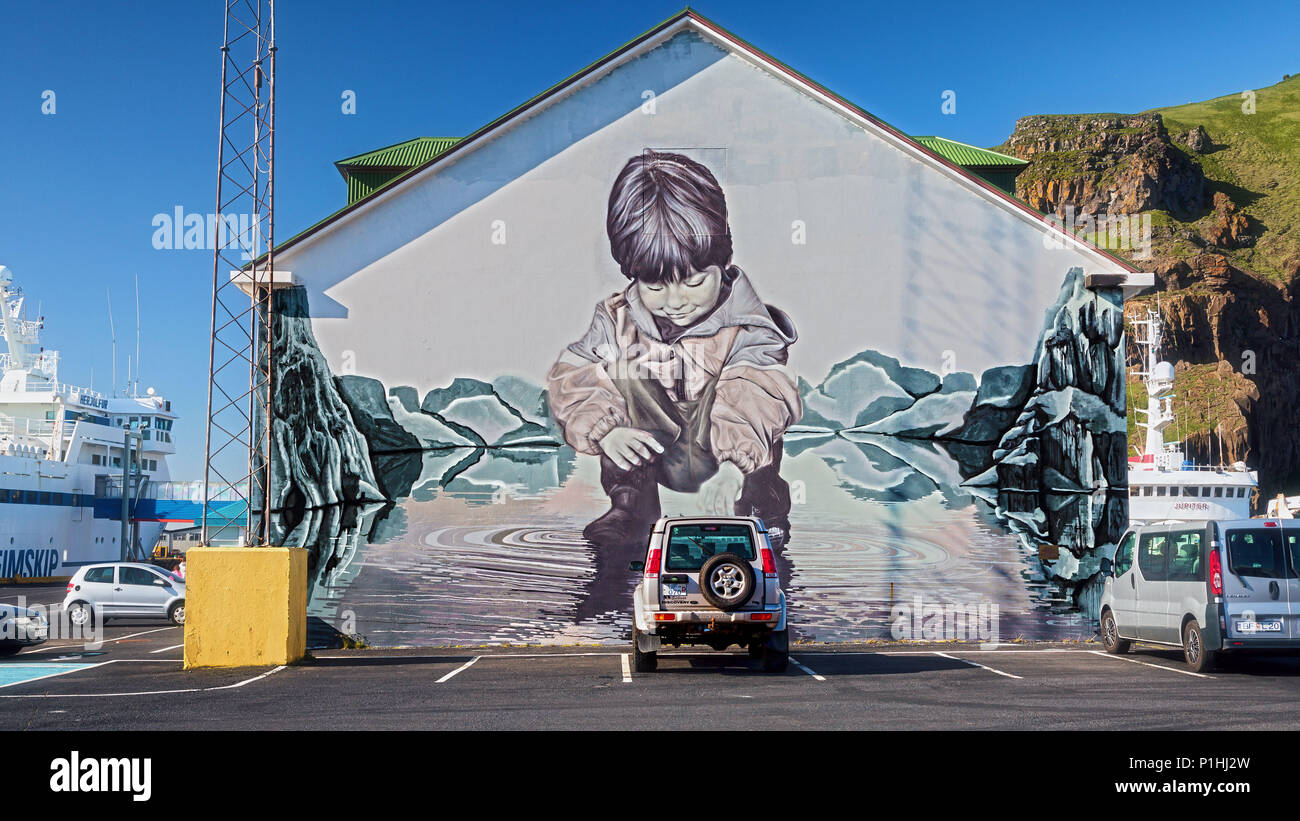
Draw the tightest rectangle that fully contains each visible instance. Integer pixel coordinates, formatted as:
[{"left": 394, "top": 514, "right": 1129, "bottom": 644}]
[{"left": 183, "top": 546, "right": 307, "bottom": 669}]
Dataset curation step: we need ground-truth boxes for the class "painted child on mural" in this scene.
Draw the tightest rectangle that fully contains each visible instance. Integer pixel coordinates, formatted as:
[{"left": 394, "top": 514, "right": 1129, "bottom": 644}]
[{"left": 547, "top": 150, "right": 802, "bottom": 547}]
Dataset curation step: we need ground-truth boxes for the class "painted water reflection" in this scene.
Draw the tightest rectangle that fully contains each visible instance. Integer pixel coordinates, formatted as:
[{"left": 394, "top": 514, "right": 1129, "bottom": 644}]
[{"left": 304, "top": 438, "right": 1092, "bottom": 647}]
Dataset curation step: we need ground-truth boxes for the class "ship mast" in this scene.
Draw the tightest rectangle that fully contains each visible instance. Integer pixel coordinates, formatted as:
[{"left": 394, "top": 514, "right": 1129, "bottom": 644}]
[
  {"left": 1131, "top": 305, "right": 1179, "bottom": 467},
  {"left": 0, "top": 266, "right": 52, "bottom": 385}
]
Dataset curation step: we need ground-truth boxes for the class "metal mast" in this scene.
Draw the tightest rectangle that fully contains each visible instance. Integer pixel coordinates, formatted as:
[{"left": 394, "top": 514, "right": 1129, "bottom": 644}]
[{"left": 202, "top": 0, "right": 276, "bottom": 546}]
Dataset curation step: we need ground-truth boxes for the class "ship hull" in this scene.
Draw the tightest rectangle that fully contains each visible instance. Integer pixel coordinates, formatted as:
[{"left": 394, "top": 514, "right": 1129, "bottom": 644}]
[{"left": 0, "top": 454, "right": 165, "bottom": 582}]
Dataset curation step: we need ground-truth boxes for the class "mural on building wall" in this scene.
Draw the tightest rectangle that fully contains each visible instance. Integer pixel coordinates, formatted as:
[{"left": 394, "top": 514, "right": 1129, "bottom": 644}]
[
  {"left": 260, "top": 25, "right": 1129, "bottom": 648},
  {"left": 547, "top": 151, "right": 801, "bottom": 550}
]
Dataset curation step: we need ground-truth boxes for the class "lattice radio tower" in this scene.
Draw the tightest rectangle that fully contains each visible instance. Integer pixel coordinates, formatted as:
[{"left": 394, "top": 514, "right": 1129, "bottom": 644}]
[{"left": 202, "top": 0, "right": 276, "bottom": 546}]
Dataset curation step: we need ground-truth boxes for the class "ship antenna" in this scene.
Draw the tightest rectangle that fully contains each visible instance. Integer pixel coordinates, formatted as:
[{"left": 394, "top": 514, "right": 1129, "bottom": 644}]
[
  {"left": 107, "top": 288, "right": 117, "bottom": 397},
  {"left": 134, "top": 273, "right": 141, "bottom": 397}
]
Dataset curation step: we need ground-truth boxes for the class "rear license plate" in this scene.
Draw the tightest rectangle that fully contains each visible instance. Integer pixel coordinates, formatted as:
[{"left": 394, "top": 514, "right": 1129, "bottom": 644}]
[
  {"left": 662, "top": 582, "right": 687, "bottom": 598},
  {"left": 1236, "top": 620, "right": 1283, "bottom": 633}
]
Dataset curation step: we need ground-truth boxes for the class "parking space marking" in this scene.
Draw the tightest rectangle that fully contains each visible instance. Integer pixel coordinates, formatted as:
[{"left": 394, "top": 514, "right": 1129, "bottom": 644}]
[
  {"left": 0, "top": 664, "right": 285, "bottom": 698},
  {"left": 149, "top": 643, "right": 185, "bottom": 654},
  {"left": 436, "top": 656, "right": 480, "bottom": 683},
  {"left": 933, "top": 651, "right": 1023, "bottom": 680},
  {"left": 0, "top": 663, "right": 104, "bottom": 690},
  {"left": 111, "top": 626, "right": 179, "bottom": 643},
  {"left": 621, "top": 654, "right": 632, "bottom": 683},
  {"left": 314, "top": 651, "right": 623, "bottom": 661},
  {"left": 1087, "top": 650, "right": 1213, "bottom": 679},
  {"left": 790, "top": 657, "right": 826, "bottom": 681}
]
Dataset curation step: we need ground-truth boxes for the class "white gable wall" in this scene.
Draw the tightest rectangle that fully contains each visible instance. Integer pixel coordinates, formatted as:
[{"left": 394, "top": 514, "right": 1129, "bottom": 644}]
[{"left": 277, "top": 28, "right": 1127, "bottom": 393}]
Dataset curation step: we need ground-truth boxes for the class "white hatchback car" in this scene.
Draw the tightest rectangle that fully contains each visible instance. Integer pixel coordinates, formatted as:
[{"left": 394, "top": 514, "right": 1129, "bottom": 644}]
[{"left": 63, "top": 562, "right": 186, "bottom": 627}]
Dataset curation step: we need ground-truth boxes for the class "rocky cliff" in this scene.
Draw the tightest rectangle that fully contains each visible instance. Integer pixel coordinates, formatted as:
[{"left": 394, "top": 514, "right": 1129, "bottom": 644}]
[{"left": 996, "top": 74, "right": 1300, "bottom": 501}]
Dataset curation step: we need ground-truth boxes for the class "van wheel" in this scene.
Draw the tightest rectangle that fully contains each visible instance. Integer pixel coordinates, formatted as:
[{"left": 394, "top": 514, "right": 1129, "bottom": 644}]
[
  {"left": 168, "top": 601, "right": 186, "bottom": 626},
  {"left": 1100, "top": 610, "right": 1130, "bottom": 655},
  {"left": 1183, "top": 621, "right": 1216, "bottom": 673},
  {"left": 632, "top": 632, "right": 657, "bottom": 673},
  {"left": 747, "top": 641, "right": 764, "bottom": 659}
]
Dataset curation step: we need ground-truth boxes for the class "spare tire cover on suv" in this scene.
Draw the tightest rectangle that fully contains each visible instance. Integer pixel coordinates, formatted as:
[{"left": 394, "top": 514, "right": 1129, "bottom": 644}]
[{"left": 698, "top": 553, "right": 756, "bottom": 611}]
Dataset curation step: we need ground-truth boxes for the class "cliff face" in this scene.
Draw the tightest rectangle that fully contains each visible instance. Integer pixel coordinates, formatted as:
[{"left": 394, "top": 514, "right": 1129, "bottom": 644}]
[
  {"left": 998, "top": 80, "right": 1300, "bottom": 502},
  {"left": 1003, "top": 113, "right": 1207, "bottom": 218},
  {"left": 1148, "top": 254, "right": 1299, "bottom": 496}
]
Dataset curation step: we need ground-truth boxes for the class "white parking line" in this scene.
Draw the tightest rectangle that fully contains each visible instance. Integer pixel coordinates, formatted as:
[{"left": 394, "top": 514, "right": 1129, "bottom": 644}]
[
  {"left": 1087, "top": 650, "right": 1214, "bottom": 679},
  {"left": 111, "top": 626, "right": 179, "bottom": 642},
  {"left": 621, "top": 654, "right": 632, "bottom": 683},
  {"left": 790, "top": 657, "right": 825, "bottom": 681},
  {"left": 0, "top": 665, "right": 285, "bottom": 698},
  {"left": 0, "top": 663, "right": 107, "bottom": 690},
  {"left": 149, "top": 643, "right": 184, "bottom": 654},
  {"left": 934, "top": 651, "right": 1023, "bottom": 680},
  {"left": 313, "top": 651, "right": 623, "bottom": 661},
  {"left": 436, "top": 656, "right": 480, "bottom": 683}
]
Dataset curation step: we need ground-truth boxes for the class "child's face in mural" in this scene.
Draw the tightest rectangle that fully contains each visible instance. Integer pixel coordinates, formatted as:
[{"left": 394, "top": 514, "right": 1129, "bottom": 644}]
[{"left": 637, "top": 265, "right": 723, "bottom": 326}]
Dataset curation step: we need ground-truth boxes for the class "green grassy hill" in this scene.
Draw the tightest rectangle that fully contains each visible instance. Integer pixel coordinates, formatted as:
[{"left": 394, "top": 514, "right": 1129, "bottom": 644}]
[{"left": 1149, "top": 74, "right": 1300, "bottom": 280}]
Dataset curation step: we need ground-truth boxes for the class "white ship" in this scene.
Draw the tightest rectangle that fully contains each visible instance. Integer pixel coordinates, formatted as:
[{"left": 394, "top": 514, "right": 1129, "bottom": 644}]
[
  {"left": 1127, "top": 305, "right": 1256, "bottom": 523},
  {"left": 0, "top": 266, "right": 179, "bottom": 582}
]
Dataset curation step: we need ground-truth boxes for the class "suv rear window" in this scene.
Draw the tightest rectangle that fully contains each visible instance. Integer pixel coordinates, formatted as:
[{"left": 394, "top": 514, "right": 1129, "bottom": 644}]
[
  {"left": 1226, "top": 528, "right": 1294, "bottom": 579},
  {"left": 664, "top": 524, "right": 755, "bottom": 572}
]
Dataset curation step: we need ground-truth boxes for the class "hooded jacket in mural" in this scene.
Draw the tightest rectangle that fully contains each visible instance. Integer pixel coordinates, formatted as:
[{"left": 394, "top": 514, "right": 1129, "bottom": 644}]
[{"left": 547, "top": 269, "right": 801, "bottom": 474}]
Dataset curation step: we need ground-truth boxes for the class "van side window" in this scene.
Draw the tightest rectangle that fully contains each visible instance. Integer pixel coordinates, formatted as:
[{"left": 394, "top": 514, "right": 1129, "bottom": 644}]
[
  {"left": 1138, "top": 532, "right": 1169, "bottom": 581},
  {"left": 1114, "top": 533, "right": 1135, "bottom": 576},
  {"left": 1168, "top": 531, "right": 1203, "bottom": 582}
]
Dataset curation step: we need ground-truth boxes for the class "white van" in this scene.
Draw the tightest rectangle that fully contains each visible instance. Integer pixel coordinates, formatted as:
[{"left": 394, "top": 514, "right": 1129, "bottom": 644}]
[{"left": 1099, "top": 519, "right": 1299, "bottom": 672}]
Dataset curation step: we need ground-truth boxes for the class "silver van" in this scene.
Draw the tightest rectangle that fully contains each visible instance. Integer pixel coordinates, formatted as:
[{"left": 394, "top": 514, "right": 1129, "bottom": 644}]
[{"left": 1099, "top": 519, "right": 1300, "bottom": 672}]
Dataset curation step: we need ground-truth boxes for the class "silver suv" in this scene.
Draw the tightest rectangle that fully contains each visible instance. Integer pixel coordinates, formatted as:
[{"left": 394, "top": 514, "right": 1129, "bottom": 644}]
[{"left": 629, "top": 516, "right": 788, "bottom": 672}]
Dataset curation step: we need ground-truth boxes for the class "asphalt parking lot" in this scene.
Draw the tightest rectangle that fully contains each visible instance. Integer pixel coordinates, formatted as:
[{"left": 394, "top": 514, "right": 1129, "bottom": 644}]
[{"left": 6, "top": 583, "right": 1300, "bottom": 730}]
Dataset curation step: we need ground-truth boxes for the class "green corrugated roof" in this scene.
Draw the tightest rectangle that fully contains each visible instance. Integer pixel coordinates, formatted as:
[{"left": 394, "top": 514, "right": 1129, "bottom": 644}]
[
  {"left": 910, "top": 136, "right": 1027, "bottom": 168},
  {"left": 335, "top": 136, "right": 462, "bottom": 170},
  {"left": 335, "top": 137, "right": 462, "bottom": 205}
]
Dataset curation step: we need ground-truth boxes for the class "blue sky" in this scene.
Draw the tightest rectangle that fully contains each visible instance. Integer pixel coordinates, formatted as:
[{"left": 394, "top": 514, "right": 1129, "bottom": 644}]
[{"left": 1, "top": 0, "right": 1296, "bottom": 479}]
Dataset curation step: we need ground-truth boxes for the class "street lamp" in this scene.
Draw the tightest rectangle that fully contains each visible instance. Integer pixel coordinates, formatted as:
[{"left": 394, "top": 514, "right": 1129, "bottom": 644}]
[{"left": 120, "top": 424, "right": 143, "bottom": 562}]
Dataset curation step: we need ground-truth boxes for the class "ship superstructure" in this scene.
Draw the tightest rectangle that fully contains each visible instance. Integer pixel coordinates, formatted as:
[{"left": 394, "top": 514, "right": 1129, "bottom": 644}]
[
  {"left": 0, "top": 266, "right": 178, "bottom": 581},
  {"left": 1127, "top": 305, "right": 1256, "bottom": 524}
]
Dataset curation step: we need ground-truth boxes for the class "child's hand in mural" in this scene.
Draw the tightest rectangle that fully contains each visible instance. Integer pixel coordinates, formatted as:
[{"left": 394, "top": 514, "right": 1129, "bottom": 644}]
[
  {"left": 699, "top": 461, "right": 744, "bottom": 515},
  {"left": 597, "top": 427, "right": 665, "bottom": 470}
]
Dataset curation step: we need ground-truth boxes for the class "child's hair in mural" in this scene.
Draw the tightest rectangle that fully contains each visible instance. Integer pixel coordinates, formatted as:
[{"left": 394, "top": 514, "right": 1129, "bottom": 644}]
[
  {"left": 606, "top": 151, "right": 733, "bottom": 283},
  {"left": 547, "top": 149, "right": 803, "bottom": 549}
]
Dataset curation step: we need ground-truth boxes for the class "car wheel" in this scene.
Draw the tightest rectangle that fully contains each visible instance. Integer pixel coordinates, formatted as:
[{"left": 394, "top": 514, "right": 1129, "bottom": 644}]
[
  {"left": 632, "top": 632, "right": 657, "bottom": 673},
  {"left": 698, "top": 553, "right": 756, "bottom": 611},
  {"left": 762, "top": 628, "right": 789, "bottom": 673},
  {"left": 1183, "top": 621, "right": 1216, "bottom": 673},
  {"left": 67, "top": 601, "right": 95, "bottom": 628},
  {"left": 1100, "top": 610, "right": 1130, "bottom": 655},
  {"left": 168, "top": 601, "right": 186, "bottom": 626}
]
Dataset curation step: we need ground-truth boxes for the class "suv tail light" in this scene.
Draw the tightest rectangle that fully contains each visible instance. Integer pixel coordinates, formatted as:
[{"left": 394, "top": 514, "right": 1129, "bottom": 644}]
[
  {"left": 66, "top": 581, "right": 74, "bottom": 594},
  {"left": 645, "top": 547, "right": 661, "bottom": 578},
  {"left": 1209, "top": 548, "right": 1223, "bottom": 595},
  {"left": 760, "top": 546, "right": 777, "bottom": 577}
]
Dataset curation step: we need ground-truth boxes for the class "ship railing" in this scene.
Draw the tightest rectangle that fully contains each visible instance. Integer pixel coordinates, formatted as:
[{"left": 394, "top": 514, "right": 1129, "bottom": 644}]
[
  {"left": 150, "top": 480, "right": 249, "bottom": 503},
  {"left": 0, "top": 415, "right": 55, "bottom": 436}
]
